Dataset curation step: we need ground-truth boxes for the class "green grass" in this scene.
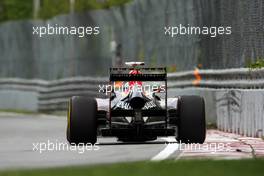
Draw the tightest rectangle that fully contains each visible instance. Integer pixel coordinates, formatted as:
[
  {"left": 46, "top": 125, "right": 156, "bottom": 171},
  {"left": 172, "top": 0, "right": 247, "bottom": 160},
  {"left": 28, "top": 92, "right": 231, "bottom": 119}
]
[
  {"left": 0, "top": 159, "right": 263, "bottom": 176},
  {"left": 0, "top": 109, "right": 38, "bottom": 115},
  {"left": 207, "top": 123, "right": 217, "bottom": 129},
  {"left": 0, "top": 109, "right": 67, "bottom": 117},
  {"left": 247, "top": 57, "right": 264, "bottom": 70}
]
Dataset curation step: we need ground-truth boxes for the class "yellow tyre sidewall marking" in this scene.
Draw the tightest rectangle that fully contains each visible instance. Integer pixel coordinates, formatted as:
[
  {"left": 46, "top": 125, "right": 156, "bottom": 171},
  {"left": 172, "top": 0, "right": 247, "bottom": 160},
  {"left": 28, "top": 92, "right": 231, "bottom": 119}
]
[{"left": 67, "top": 99, "right": 71, "bottom": 132}]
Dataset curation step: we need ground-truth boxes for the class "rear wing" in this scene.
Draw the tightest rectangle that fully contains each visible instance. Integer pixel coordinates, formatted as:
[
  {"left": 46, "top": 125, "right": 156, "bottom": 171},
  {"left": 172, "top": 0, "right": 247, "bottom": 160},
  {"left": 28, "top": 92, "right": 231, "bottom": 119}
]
[{"left": 109, "top": 67, "right": 167, "bottom": 81}]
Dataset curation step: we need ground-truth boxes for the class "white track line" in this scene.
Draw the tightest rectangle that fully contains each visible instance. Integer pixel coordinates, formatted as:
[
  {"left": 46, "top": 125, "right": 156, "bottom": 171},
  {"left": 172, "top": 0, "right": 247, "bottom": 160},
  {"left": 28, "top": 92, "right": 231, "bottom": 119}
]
[{"left": 151, "top": 137, "right": 179, "bottom": 161}]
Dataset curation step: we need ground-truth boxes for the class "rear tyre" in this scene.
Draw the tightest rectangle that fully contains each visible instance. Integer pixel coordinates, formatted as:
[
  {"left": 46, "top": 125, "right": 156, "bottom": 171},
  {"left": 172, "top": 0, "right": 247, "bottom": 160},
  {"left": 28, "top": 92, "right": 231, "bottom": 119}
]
[
  {"left": 177, "top": 96, "right": 206, "bottom": 144},
  {"left": 67, "top": 96, "right": 97, "bottom": 144}
]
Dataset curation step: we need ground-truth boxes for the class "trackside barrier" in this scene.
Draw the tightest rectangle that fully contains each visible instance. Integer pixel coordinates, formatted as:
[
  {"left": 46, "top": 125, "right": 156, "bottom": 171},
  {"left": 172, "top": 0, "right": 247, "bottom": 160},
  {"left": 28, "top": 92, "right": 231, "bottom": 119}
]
[{"left": 0, "top": 68, "right": 263, "bottom": 137}]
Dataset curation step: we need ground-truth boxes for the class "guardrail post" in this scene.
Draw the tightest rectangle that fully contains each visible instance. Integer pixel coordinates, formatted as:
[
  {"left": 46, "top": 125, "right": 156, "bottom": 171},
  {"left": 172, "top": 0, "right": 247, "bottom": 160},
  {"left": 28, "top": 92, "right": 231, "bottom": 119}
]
[{"left": 33, "top": 0, "right": 40, "bottom": 19}]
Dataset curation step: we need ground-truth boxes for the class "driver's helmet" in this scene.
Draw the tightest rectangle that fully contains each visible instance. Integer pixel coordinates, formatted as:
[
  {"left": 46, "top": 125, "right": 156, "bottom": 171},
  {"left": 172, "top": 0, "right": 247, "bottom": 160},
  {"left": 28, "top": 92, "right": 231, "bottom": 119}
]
[{"left": 128, "top": 69, "right": 142, "bottom": 87}]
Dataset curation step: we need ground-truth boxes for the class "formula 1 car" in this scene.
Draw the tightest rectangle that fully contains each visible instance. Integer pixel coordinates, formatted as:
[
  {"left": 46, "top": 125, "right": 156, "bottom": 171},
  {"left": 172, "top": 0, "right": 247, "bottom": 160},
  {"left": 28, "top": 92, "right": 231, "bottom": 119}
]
[{"left": 67, "top": 62, "right": 206, "bottom": 144}]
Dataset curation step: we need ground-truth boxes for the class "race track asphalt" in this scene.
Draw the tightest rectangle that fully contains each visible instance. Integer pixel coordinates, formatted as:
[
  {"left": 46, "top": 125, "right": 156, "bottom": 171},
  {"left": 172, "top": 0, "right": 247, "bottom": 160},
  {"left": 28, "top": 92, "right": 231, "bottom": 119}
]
[
  {"left": 1, "top": 112, "right": 263, "bottom": 170},
  {"left": 0, "top": 113, "right": 181, "bottom": 170}
]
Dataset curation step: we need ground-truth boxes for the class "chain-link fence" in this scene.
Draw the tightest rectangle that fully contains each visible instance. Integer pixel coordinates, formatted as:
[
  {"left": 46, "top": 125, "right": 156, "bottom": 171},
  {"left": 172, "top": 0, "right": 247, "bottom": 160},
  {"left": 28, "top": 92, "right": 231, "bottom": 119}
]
[
  {"left": 198, "top": 0, "right": 264, "bottom": 69},
  {"left": 0, "top": 0, "right": 263, "bottom": 80}
]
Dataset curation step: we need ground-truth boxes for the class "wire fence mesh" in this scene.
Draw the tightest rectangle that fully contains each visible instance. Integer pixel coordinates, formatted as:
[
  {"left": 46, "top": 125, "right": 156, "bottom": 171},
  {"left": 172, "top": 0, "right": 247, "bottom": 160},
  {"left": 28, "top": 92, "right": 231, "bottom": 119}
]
[{"left": 0, "top": 0, "right": 263, "bottom": 80}]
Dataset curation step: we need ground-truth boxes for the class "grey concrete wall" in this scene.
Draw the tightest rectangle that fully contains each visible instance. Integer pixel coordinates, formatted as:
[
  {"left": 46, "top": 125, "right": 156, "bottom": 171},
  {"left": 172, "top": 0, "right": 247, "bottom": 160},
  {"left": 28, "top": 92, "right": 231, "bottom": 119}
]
[
  {"left": 215, "top": 90, "right": 264, "bottom": 137},
  {"left": 0, "top": 90, "right": 38, "bottom": 111},
  {"left": 169, "top": 88, "right": 264, "bottom": 137}
]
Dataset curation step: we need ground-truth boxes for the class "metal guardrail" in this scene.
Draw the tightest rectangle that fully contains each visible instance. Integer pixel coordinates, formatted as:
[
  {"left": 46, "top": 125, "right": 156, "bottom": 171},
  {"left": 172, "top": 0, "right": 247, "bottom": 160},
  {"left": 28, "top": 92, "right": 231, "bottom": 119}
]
[
  {"left": 37, "top": 77, "right": 108, "bottom": 111},
  {"left": 168, "top": 68, "right": 264, "bottom": 89},
  {"left": 0, "top": 77, "right": 107, "bottom": 111},
  {"left": 1, "top": 68, "right": 264, "bottom": 111}
]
